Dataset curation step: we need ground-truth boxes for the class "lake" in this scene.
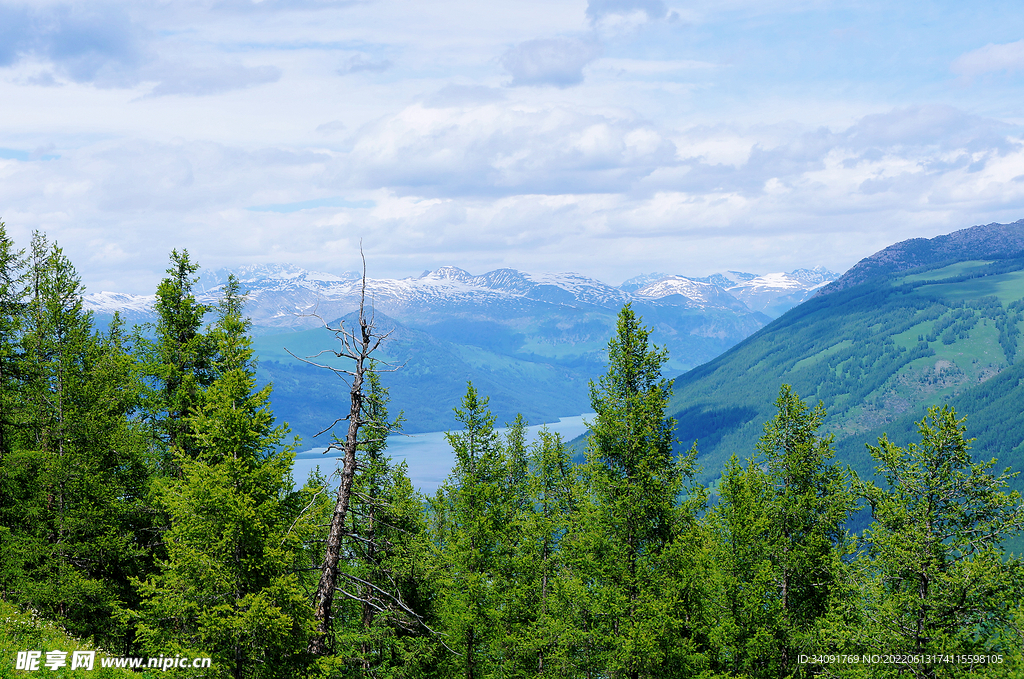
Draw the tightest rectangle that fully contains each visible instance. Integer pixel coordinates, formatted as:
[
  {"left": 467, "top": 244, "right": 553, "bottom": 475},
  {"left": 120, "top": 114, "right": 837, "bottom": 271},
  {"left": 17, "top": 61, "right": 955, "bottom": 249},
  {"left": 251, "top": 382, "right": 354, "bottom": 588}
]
[{"left": 291, "top": 413, "right": 594, "bottom": 494}]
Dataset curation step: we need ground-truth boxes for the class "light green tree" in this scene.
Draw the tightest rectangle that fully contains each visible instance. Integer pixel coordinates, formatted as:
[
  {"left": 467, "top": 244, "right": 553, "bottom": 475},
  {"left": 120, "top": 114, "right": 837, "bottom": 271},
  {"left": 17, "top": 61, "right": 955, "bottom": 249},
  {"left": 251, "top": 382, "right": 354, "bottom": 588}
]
[
  {"left": 428, "top": 383, "right": 516, "bottom": 679},
  {"left": 853, "top": 406, "right": 1024, "bottom": 677},
  {"left": 711, "top": 385, "right": 855, "bottom": 677},
  {"left": 569, "top": 303, "right": 706, "bottom": 678}
]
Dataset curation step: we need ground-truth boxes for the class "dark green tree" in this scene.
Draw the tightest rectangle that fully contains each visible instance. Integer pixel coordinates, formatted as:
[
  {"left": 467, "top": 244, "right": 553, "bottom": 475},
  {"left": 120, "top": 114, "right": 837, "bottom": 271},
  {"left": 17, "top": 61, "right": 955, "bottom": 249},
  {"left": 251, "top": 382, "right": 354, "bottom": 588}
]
[
  {"left": 136, "top": 275, "right": 314, "bottom": 679},
  {"left": 1, "top": 233, "right": 153, "bottom": 649},
  {"left": 141, "top": 249, "right": 213, "bottom": 464},
  {"left": 320, "top": 369, "right": 437, "bottom": 676},
  {"left": 0, "top": 221, "right": 26, "bottom": 458}
]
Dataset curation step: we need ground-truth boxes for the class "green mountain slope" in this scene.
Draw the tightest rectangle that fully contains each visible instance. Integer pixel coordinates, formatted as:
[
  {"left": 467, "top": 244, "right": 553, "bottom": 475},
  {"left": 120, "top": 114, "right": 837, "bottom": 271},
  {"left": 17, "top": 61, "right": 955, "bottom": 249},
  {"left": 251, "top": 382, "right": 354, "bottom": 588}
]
[
  {"left": 254, "top": 302, "right": 766, "bottom": 442},
  {"left": 669, "top": 254, "right": 1024, "bottom": 488}
]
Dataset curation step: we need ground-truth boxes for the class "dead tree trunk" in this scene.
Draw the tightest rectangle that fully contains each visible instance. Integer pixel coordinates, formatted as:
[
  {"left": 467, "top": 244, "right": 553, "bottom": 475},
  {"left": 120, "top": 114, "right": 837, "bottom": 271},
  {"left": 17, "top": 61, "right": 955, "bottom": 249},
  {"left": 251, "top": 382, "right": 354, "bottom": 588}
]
[{"left": 293, "top": 255, "right": 391, "bottom": 656}]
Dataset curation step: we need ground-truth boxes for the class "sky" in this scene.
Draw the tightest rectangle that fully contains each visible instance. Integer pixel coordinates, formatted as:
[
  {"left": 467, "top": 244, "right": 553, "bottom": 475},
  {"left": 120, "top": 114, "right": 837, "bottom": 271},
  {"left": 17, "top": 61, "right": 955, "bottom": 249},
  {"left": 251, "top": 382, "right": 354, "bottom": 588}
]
[{"left": 2, "top": 0, "right": 1024, "bottom": 294}]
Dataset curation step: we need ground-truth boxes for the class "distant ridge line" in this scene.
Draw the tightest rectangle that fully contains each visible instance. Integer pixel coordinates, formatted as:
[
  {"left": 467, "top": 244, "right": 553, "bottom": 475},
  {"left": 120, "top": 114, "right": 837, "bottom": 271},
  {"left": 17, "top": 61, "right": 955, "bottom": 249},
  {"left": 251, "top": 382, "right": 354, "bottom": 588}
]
[{"left": 818, "top": 219, "right": 1024, "bottom": 295}]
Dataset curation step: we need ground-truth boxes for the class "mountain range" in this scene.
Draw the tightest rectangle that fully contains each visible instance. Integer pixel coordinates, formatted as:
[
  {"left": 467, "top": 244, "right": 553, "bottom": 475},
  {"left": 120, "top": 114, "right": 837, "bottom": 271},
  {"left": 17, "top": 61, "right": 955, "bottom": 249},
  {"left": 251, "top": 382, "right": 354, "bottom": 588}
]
[{"left": 85, "top": 264, "right": 836, "bottom": 440}]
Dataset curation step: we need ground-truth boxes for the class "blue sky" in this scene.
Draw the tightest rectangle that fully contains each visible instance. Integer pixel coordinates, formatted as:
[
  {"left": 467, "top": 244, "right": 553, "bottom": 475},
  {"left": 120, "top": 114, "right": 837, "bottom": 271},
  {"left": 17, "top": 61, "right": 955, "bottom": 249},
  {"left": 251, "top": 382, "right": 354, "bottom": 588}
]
[{"left": 1, "top": 0, "right": 1024, "bottom": 293}]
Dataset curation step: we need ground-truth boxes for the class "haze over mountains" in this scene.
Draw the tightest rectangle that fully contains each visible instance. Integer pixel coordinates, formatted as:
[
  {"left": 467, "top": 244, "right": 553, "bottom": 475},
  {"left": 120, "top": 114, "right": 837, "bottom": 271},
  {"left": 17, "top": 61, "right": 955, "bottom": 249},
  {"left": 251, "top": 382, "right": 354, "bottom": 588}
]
[{"left": 86, "top": 263, "right": 835, "bottom": 441}]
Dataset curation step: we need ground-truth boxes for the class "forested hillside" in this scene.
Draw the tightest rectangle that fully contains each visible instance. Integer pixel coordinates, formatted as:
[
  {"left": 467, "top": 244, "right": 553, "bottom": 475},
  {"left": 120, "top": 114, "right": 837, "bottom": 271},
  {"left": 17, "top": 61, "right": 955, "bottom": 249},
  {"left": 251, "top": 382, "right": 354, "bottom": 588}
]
[
  {"left": 669, "top": 222, "right": 1024, "bottom": 494},
  {"left": 2, "top": 222, "right": 1023, "bottom": 677}
]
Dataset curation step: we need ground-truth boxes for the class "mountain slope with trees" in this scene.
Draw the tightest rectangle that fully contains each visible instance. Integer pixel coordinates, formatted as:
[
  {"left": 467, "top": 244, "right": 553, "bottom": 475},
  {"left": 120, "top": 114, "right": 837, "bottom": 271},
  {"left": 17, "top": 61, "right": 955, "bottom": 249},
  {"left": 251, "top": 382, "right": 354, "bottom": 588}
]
[{"left": 669, "top": 221, "right": 1024, "bottom": 491}]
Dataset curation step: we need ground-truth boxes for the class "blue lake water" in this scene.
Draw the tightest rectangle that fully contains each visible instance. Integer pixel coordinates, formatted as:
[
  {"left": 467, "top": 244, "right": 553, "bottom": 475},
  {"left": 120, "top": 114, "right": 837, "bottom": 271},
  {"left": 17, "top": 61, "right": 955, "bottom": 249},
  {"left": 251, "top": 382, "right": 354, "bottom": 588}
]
[{"left": 291, "top": 414, "right": 593, "bottom": 494}]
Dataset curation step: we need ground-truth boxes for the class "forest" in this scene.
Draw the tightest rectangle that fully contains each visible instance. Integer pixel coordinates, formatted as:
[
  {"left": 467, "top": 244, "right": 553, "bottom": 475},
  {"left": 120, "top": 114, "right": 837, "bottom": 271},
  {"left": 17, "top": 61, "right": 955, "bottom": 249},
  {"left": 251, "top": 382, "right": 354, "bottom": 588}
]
[{"left": 1, "top": 223, "right": 1024, "bottom": 679}]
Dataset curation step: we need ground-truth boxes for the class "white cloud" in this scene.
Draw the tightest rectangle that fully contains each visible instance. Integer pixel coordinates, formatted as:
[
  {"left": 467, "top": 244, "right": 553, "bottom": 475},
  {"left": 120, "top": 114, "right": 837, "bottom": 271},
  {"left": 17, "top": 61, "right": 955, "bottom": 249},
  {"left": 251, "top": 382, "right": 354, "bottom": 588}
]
[
  {"left": 501, "top": 38, "right": 603, "bottom": 88},
  {"left": 953, "top": 39, "right": 1024, "bottom": 78}
]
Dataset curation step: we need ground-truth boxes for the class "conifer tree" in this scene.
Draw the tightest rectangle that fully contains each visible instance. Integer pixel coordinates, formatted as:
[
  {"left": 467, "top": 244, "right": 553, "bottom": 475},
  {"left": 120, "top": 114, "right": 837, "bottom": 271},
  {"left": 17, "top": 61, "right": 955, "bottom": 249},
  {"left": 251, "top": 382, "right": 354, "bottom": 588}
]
[
  {"left": 712, "top": 386, "right": 854, "bottom": 677},
  {"left": 2, "top": 234, "right": 153, "bottom": 648},
  {"left": 0, "top": 221, "right": 26, "bottom": 459},
  {"left": 511, "top": 427, "right": 580, "bottom": 675},
  {"left": 854, "top": 406, "right": 1024, "bottom": 674},
  {"left": 141, "top": 249, "right": 213, "bottom": 464},
  {"left": 137, "top": 276, "right": 314, "bottom": 678},
  {"left": 326, "top": 369, "right": 435, "bottom": 674},
  {"left": 429, "top": 383, "right": 513, "bottom": 679},
  {"left": 570, "top": 304, "right": 701, "bottom": 678}
]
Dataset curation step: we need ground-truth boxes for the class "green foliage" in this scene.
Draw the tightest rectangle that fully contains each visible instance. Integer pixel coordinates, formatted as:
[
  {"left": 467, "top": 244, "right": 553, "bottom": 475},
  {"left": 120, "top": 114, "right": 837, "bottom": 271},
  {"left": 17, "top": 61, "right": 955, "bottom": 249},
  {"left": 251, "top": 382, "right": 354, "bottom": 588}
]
[
  {"left": 138, "top": 249, "right": 214, "bottom": 464},
  {"left": 4, "top": 227, "right": 1024, "bottom": 679},
  {"left": 710, "top": 387, "right": 856, "bottom": 677},
  {"left": 853, "top": 407, "right": 1024, "bottom": 664},
  {"left": 325, "top": 369, "right": 436, "bottom": 676},
  {"left": 135, "top": 274, "right": 314, "bottom": 679},
  {"left": 427, "top": 383, "right": 515, "bottom": 678},
  {"left": 0, "top": 235, "right": 154, "bottom": 650},
  {"left": 563, "top": 304, "right": 708, "bottom": 678}
]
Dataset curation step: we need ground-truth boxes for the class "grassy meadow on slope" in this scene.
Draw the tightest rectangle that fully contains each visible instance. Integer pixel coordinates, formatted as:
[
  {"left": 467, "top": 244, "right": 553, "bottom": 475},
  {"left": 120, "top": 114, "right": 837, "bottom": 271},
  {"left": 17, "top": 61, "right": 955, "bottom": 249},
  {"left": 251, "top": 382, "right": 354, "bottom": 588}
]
[{"left": 670, "top": 256, "right": 1024, "bottom": 488}]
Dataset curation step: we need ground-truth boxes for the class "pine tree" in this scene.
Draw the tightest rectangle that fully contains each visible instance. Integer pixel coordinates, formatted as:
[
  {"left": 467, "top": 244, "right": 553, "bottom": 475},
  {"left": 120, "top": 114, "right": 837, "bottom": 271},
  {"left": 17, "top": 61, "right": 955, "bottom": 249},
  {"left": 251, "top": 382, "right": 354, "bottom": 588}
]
[
  {"left": 136, "top": 276, "right": 314, "bottom": 678},
  {"left": 428, "top": 383, "right": 513, "bottom": 679},
  {"left": 1, "top": 234, "right": 153, "bottom": 648},
  {"left": 510, "top": 427, "right": 580, "bottom": 676},
  {"left": 141, "top": 249, "right": 213, "bottom": 465},
  {"left": 711, "top": 386, "right": 854, "bottom": 677},
  {"left": 0, "top": 221, "right": 26, "bottom": 458},
  {"left": 854, "top": 406, "right": 1024, "bottom": 676},
  {"left": 570, "top": 304, "right": 702, "bottom": 678}
]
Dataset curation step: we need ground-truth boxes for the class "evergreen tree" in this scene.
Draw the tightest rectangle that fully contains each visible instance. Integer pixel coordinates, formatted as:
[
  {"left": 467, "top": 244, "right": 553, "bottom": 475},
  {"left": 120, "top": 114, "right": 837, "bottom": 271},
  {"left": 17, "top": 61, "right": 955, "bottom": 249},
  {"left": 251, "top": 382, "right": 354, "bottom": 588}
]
[
  {"left": 329, "top": 369, "right": 435, "bottom": 675},
  {"left": 0, "top": 221, "right": 26, "bottom": 458},
  {"left": 136, "top": 276, "right": 314, "bottom": 678},
  {"left": 141, "top": 249, "right": 213, "bottom": 464},
  {"left": 711, "top": 386, "right": 855, "bottom": 677},
  {"left": 428, "top": 383, "right": 514, "bottom": 679},
  {"left": 510, "top": 427, "right": 580, "bottom": 676},
  {"left": 854, "top": 406, "right": 1024, "bottom": 676},
  {"left": 569, "top": 304, "right": 704, "bottom": 678},
  {"left": 1, "top": 234, "right": 153, "bottom": 649}
]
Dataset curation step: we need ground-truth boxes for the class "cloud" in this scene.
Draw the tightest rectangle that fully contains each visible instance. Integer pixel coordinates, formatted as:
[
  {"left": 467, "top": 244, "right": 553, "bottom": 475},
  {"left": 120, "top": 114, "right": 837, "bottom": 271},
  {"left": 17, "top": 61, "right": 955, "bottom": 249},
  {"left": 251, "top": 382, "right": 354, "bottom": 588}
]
[
  {"left": 343, "top": 103, "right": 677, "bottom": 196},
  {"left": 212, "top": 0, "right": 364, "bottom": 11},
  {"left": 337, "top": 54, "right": 392, "bottom": 74},
  {"left": 501, "top": 37, "right": 602, "bottom": 88},
  {"left": 0, "top": 2, "right": 281, "bottom": 95},
  {"left": 423, "top": 85, "right": 505, "bottom": 109},
  {"left": 0, "top": 3, "right": 146, "bottom": 86},
  {"left": 952, "top": 39, "right": 1024, "bottom": 78},
  {"left": 146, "top": 62, "right": 281, "bottom": 97},
  {"left": 586, "top": 0, "right": 668, "bottom": 23}
]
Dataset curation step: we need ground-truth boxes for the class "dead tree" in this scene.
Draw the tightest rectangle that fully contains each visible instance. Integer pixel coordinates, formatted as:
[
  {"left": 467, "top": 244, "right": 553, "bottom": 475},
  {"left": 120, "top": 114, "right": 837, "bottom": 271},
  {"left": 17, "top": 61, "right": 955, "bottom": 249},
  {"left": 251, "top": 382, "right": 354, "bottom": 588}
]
[{"left": 289, "top": 254, "right": 393, "bottom": 656}]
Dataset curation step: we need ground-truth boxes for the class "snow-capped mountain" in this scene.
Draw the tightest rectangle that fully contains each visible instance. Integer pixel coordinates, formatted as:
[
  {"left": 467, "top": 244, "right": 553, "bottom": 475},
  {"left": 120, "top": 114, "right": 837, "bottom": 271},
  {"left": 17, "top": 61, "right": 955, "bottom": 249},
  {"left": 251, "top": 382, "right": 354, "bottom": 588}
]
[
  {"left": 631, "top": 276, "right": 749, "bottom": 311},
  {"left": 624, "top": 267, "right": 838, "bottom": 318},
  {"left": 84, "top": 264, "right": 838, "bottom": 330},
  {"left": 81, "top": 262, "right": 835, "bottom": 439},
  {"left": 725, "top": 267, "right": 837, "bottom": 316}
]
